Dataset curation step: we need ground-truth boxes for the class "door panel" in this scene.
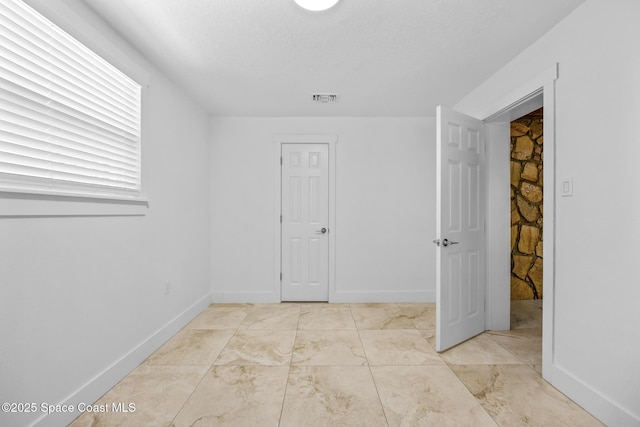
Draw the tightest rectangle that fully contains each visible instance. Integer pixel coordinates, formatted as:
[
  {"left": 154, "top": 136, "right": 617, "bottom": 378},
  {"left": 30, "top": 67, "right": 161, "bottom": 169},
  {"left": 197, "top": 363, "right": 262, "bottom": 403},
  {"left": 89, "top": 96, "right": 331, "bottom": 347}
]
[
  {"left": 281, "top": 144, "right": 329, "bottom": 301},
  {"left": 436, "top": 106, "right": 486, "bottom": 352}
]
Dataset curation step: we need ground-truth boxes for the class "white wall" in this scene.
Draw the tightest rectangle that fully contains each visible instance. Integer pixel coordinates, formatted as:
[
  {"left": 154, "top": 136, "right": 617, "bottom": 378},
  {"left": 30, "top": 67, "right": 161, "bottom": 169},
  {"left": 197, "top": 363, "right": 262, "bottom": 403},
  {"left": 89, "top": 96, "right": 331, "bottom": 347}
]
[
  {"left": 455, "top": 0, "right": 640, "bottom": 425},
  {"left": 210, "top": 117, "right": 436, "bottom": 303},
  {"left": 0, "top": 1, "right": 212, "bottom": 426}
]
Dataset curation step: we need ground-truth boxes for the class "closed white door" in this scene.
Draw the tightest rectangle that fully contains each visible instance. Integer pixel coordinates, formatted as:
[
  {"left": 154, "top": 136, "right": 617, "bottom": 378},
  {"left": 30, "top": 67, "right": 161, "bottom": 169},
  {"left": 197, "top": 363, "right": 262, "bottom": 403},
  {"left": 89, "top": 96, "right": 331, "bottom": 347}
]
[
  {"left": 435, "top": 106, "right": 486, "bottom": 351},
  {"left": 281, "top": 143, "right": 329, "bottom": 301}
]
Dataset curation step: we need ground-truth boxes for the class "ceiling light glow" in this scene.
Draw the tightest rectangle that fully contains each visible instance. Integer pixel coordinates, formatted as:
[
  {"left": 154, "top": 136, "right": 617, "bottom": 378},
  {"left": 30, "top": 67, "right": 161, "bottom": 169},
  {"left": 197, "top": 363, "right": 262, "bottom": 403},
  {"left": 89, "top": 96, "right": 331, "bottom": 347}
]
[{"left": 294, "top": 0, "right": 341, "bottom": 12}]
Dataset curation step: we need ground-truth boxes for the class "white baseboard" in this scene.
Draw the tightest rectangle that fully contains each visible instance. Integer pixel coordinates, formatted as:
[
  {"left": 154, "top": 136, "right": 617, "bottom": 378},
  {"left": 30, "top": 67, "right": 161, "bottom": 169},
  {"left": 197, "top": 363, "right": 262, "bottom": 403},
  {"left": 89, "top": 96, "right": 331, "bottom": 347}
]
[
  {"left": 210, "top": 290, "right": 435, "bottom": 304},
  {"left": 331, "top": 290, "right": 435, "bottom": 303},
  {"left": 211, "top": 291, "right": 280, "bottom": 304},
  {"left": 34, "top": 293, "right": 212, "bottom": 427},
  {"left": 544, "top": 362, "right": 640, "bottom": 427}
]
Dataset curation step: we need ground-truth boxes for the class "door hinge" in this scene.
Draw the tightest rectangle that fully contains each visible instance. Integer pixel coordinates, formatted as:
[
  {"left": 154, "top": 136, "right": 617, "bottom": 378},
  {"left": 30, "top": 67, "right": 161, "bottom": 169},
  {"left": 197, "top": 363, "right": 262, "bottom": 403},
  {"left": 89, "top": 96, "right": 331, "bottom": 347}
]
[
  {"left": 280, "top": 214, "right": 282, "bottom": 223},
  {"left": 280, "top": 156, "right": 283, "bottom": 165},
  {"left": 280, "top": 272, "right": 282, "bottom": 281}
]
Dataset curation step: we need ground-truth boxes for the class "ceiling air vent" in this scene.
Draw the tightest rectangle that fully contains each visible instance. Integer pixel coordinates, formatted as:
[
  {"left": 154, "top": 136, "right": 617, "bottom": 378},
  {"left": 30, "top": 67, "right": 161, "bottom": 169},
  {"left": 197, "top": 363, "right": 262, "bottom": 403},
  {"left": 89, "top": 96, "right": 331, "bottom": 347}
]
[{"left": 312, "top": 93, "right": 339, "bottom": 103}]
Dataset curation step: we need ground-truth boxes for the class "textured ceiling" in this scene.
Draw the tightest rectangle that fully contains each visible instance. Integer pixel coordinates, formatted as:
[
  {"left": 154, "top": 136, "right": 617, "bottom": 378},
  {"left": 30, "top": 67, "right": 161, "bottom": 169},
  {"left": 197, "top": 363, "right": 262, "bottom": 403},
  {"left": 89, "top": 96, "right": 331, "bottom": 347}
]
[{"left": 81, "top": 0, "right": 585, "bottom": 116}]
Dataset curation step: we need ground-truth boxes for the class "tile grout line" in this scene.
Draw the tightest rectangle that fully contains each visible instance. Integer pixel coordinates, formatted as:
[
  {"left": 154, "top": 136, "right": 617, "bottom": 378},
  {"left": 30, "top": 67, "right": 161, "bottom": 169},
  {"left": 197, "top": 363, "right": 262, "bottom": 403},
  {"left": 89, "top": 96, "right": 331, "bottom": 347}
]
[
  {"left": 167, "top": 304, "right": 249, "bottom": 426},
  {"left": 444, "top": 361, "right": 502, "bottom": 427},
  {"left": 483, "top": 332, "right": 536, "bottom": 368},
  {"left": 277, "top": 303, "right": 302, "bottom": 426},
  {"left": 350, "top": 303, "right": 391, "bottom": 427},
  {"left": 440, "top": 307, "right": 545, "bottom": 427}
]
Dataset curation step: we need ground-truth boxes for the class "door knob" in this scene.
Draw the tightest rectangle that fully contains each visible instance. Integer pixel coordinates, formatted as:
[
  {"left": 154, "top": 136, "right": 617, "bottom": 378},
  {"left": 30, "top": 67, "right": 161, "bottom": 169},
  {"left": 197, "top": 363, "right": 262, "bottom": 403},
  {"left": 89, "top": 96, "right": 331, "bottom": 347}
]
[
  {"left": 433, "top": 238, "right": 459, "bottom": 247},
  {"left": 442, "top": 238, "right": 459, "bottom": 247},
  {"left": 317, "top": 227, "right": 327, "bottom": 234}
]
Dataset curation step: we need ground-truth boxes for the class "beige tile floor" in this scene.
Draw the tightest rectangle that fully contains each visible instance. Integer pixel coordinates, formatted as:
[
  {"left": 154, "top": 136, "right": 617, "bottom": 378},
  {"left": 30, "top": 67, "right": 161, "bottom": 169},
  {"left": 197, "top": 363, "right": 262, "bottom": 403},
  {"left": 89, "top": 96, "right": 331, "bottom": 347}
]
[{"left": 69, "top": 300, "right": 603, "bottom": 427}]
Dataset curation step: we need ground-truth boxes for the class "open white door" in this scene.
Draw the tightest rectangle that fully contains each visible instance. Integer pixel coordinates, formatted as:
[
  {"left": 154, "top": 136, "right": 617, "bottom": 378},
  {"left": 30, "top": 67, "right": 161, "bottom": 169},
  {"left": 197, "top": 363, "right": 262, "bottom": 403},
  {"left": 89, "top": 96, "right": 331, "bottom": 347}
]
[{"left": 435, "top": 106, "right": 486, "bottom": 352}]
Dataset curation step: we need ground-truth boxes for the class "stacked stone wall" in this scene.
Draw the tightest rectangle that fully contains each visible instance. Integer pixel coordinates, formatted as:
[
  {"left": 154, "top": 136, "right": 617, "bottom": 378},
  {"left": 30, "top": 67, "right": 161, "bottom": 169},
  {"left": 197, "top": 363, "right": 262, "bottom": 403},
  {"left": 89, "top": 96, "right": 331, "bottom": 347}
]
[{"left": 511, "top": 109, "right": 543, "bottom": 299}]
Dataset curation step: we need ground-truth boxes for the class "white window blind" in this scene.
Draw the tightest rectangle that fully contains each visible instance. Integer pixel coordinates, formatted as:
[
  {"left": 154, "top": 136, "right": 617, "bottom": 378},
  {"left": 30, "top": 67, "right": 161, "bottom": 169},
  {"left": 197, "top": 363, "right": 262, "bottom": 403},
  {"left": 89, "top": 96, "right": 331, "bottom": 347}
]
[{"left": 0, "top": 0, "right": 142, "bottom": 199}]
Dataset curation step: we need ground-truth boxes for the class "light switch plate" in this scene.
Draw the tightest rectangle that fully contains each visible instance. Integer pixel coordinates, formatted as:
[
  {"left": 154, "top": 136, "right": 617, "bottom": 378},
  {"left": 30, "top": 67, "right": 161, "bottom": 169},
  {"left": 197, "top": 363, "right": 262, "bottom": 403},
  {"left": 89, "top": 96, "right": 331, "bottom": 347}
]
[{"left": 561, "top": 177, "right": 574, "bottom": 197}]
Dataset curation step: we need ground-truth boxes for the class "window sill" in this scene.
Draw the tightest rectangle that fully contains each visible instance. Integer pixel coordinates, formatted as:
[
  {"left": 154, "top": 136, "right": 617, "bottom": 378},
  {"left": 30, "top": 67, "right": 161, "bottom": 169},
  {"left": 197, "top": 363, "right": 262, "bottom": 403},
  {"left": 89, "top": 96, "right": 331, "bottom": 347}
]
[{"left": 0, "top": 191, "right": 149, "bottom": 217}]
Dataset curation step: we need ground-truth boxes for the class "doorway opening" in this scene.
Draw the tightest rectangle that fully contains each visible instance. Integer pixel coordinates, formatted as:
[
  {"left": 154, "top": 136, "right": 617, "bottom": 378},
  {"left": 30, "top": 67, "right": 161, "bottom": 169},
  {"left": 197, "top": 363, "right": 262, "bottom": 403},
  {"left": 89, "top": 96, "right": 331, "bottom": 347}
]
[
  {"left": 510, "top": 108, "right": 544, "bottom": 301},
  {"left": 478, "top": 63, "right": 556, "bottom": 386},
  {"left": 509, "top": 108, "right": 544, "bottom": 331}
]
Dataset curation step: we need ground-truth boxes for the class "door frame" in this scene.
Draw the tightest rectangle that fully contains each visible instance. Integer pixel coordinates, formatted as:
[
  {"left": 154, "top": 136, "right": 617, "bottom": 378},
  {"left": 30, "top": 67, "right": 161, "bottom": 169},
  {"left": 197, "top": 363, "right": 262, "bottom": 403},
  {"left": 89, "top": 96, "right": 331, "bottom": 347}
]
[
  {"left": 273, "top": 134, "right": 338, "bottom": 302},
  {"left": 469, "top": 64, "right": 557, "bottom": 376}
]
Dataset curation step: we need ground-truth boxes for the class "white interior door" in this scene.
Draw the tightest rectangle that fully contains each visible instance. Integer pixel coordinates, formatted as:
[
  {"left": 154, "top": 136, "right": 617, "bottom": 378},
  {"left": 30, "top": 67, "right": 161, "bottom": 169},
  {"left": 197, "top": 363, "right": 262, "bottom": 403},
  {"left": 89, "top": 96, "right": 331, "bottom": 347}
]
[
  {"left": 435, "top": 106, "right": 486, "bottom": 352},
  {"left": 281, "top": 143, "right": 329, "bottom": 301}
]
